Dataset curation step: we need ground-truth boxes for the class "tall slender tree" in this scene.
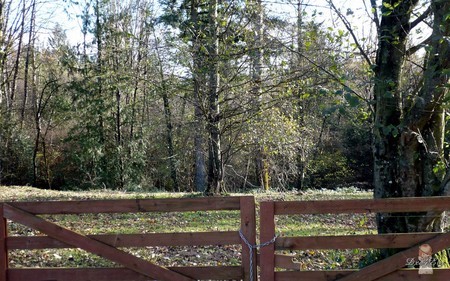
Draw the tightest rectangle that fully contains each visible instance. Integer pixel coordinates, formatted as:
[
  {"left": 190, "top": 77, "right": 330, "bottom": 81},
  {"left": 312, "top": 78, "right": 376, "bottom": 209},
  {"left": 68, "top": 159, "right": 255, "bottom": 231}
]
[
  {"left": 205, "top": 0, "right": 223, "bottom": 194},
  {"left": 190, "top": 0, "right": 207, "bottom": 192},
  {"left": 20, "top": 0, "right": 36, "bottom": 127},
  {"left": 0, "top": 0, "right": 5, "bottom": 183},
  {"left": 250, "top": 0, "right": 270, "bottom": 191},
  {"left": 153, "top": 28, "right": 180, "bottom": 192}
]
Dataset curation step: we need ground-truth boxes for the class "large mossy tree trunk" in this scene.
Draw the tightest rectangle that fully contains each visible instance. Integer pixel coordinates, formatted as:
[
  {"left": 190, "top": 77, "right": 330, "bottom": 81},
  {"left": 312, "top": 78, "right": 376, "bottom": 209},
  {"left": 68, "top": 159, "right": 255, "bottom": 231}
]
[{"left": 373, "top": 0, "right": 450, "bottom": 258}]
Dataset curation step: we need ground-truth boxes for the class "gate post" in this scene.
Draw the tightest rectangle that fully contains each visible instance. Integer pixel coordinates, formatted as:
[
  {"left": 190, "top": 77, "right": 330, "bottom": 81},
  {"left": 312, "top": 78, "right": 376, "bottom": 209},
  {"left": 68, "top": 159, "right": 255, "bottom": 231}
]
[
  {"left": 240, "top": 196, "right": 257, "bottom": 281},
  {"left": 260, "top": 201, "right": 275, "bottom": 281},
  {"left": 0, "top": 204, "right": 7, "bottom": 281}
]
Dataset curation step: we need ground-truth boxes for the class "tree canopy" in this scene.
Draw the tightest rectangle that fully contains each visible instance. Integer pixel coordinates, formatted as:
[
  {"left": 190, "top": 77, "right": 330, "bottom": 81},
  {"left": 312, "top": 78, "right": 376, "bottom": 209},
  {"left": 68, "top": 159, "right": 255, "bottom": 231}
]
[{"left": 0, "top": 0, "right": 447, "bottom": 200}]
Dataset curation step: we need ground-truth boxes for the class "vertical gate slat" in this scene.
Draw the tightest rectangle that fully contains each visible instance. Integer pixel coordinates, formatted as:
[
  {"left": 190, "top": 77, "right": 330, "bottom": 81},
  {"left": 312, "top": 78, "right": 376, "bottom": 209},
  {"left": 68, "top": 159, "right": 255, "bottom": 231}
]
[
  {"left": 240, "top": 196, "right": 257, "bottom": 281},
  {"left": 0, "top": 204, "right": 7, "bottom": 281},
  {"left": 260, "top": 201, "right": 275, "bottom": 281}
]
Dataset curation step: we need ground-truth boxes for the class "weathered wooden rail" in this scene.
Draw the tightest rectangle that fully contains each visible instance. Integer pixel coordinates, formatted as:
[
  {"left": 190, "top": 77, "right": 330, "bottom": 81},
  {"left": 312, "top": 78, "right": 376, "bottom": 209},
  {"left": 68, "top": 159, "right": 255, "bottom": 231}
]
[
  {"left": 3, "top": 195, "right": 450, "bottom": 280},
  {"left": 0, "top": 196, "right": 257, "bottom": 281},
  {"left": 259, "top": 196, "right": 450, "bottom": 281}
]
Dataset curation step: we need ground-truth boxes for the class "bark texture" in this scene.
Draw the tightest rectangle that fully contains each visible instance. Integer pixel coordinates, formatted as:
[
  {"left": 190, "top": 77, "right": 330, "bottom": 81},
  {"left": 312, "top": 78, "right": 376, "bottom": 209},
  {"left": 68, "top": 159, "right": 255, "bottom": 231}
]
[
  {"left": 373, "top": 0, "right": 450, "bottom": 238},
  {"left": 191, "top": 0, "right": 206, "bottom": 192},
  {"left": 206, "top": 0, "right": 223, "bottom": 194}
]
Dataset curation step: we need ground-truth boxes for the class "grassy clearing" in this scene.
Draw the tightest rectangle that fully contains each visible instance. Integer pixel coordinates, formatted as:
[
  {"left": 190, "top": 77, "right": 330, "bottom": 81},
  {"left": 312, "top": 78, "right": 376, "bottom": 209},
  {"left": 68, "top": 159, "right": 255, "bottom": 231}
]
[{"left": 1, "top": 185, "right": 375, "bottom": 270}]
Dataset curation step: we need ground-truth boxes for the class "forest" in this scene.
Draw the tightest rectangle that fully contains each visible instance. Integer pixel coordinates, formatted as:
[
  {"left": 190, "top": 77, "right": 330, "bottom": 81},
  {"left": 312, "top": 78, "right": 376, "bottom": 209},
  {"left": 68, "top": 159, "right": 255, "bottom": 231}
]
[{"left": 0, "top": 0, "right": 448, "bottom": 197}]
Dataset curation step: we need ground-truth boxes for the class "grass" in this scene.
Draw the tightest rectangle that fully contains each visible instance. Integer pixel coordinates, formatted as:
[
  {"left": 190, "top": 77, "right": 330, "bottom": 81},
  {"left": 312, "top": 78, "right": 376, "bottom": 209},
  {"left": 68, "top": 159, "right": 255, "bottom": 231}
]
[{"left": 1, "top": 185, "right": 375, "bottom": 270}]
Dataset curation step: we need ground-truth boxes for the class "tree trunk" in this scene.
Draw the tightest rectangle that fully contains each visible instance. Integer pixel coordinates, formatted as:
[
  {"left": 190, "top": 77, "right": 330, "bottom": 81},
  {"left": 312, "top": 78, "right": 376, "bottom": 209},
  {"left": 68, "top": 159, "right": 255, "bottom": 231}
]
[
  {"left": 112, "top": 13, "right": 125, "bottom": 190},
  {"left": 194, "top": 94, "right": 206, "bottom": 193},
  {"left": 373, "top": 0, "right": 450, "bottom": 257},
  {"left": 32, "top": 79, "right": 54, "bottom": 189},
  {"left": 295, "top": 0, "right": 306, "bottom": 190},
  {"left": 32, "top": 96, "right": 42, "bottom": 187},
  {"left": 129, "top": 17, "right": 145, "bottom": 146},
  {"left": 94, "top": 0, "right": 107, "bottom": 187},
  {"left": 191, "top": 0, "right": 206, "bottom": 193},
  {"left": 20, "top": 0, "right": 36, "bottom": 127},
  {"left": 250, "top": 0, "right": 269, "bottom": 191},
  {"left": 373, "top": 0, "right": 416, "bottom": 208},
  {"left": 10, "top": 0, "right": 26, "bottom": 110},
  {"left": 0, "top": 0, "right": 5, "bottom": 184},
  {"left": 162, "top": 91, "right": 180, "bottom": 192},
  {"left": 205, "top": 0, "right": 223, "bottom": 195},
  {"left": 153, "top": 31, "right": 180, "bottom": 192}
]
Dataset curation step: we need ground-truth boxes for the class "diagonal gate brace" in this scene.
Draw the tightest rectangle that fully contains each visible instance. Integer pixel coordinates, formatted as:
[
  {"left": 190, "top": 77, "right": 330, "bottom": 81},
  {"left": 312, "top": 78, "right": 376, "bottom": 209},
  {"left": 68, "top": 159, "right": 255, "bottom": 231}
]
[
  {"left": 3, "top": 204, "right": 194, "bottom": 281},
  {"left": 336, "top": 231, "right": 450, "bottom": 281}
]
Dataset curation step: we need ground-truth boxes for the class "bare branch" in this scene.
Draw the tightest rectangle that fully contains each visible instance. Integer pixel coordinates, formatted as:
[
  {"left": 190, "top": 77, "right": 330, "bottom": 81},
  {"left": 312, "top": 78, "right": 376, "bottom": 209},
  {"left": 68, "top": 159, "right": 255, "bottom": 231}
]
[
  {"left": 368, "top": 0, "right": 380, "bottom": 33},
  {"left": 273, "top": 36, "right": 374, "bottom": 115},
  {"left": 409, "top": 5, "right": 432, "bottom": 31},
  {"left": 406, "top": 35, "right": 431, "bottom": 56},
  {"left": 327, "top": 0, "right": 373, "bottom": 67}
]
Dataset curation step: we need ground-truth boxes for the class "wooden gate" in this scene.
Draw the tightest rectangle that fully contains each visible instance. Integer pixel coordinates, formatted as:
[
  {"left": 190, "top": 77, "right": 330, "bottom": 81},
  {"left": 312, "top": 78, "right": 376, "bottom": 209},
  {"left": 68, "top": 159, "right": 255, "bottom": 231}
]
[
  {"left": 0, "top": 196, "right": 256, "bottom": 281},
  {"left": 259, "top": 197, "right": 450, "bottom": 281}
]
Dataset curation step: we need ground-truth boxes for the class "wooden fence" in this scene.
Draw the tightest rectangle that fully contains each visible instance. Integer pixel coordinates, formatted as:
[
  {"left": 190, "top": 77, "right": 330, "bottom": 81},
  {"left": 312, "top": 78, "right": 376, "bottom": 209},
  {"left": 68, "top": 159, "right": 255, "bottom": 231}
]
[
  {"left": 4, "top": 196, "right": 450, "bottom": 280},
  {"left": 0, "top": 196, "right": 257, "bottom": 281},
  {"left": 259, "top": 196, "right": 450, "bottom": 281}
]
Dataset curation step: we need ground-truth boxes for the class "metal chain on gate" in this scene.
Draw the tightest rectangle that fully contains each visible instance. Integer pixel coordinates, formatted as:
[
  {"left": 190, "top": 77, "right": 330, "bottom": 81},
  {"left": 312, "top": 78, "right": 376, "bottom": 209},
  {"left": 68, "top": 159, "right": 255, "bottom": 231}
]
[{"left": 239, "top": 229, "right": 278, "bottom": 281}]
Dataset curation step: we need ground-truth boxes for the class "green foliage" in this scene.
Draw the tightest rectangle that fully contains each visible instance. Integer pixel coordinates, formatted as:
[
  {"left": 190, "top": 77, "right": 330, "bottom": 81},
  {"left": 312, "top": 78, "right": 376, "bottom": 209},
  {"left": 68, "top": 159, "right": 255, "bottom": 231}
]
[
  {"left": 307, "top": 150, "right": 354, "bottom": 189},
  {"left": 0, "top": 0, "right": 377, "bottom": 192},
  {"left": 0, "top": 124, "right": 34, "bottom": 185},
  {"left": 435, "top": 250, "right": 450, "bottom": 268},
  {"left": 358, "top": 249, "right": 383, "bottom": 268},
  {"left": 341, "top": 124, "right": 373, "bottom": 185}
]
